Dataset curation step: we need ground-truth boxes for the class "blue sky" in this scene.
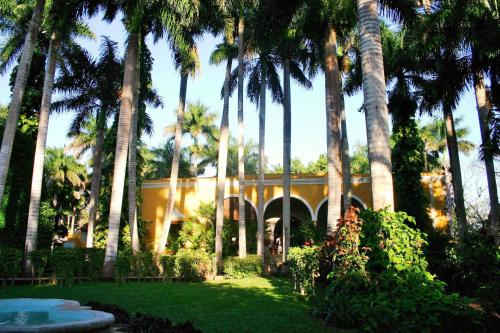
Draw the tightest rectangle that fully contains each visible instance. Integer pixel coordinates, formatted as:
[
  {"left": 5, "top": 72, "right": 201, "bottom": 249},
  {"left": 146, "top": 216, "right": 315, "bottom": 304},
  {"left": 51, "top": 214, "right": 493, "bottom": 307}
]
[{"left": 0, "top": 12, "right": 493, "bottom": 194}]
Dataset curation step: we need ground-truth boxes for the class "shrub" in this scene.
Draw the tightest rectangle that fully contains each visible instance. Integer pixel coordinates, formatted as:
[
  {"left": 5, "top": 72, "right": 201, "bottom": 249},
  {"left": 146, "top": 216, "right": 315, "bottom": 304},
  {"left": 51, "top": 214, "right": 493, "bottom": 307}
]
[
  {"left": 328, "top": 207, "right": 368, "bottom": 277},
  {"left": 175, "top": 249, "right": 213, "bottom": 281},
  {"left": 223, "top": 255, "right": 262, "bottom": 279},
  {"left": 0, "top": 246, "right": 22, "bottom": 283},
  {"left": 315, "top": 208, "right": 368, "bottom": 287},
  {"left": 115, "top": 250, "right": 134, "bottom": 283},
  {"left": 315, "top": 272, "right": 480, "bottom": 332},
  {"left": 427, "top": 230, "right": 500, "bottom": 326},
  {"left": 50, "top": 248, "right": 85, "bottom": 285},
  {"left": 428, "top": 230, "right": 499, "bottom": 296},
  {"left": 288, "top": 246, "right": 320, "bottom": 295},
  {"left": 84, "top": 248, "right": 105, "bottom": 281},
  {"left": 360, "top": 209, "right": 430, "bottom": 277},
  {"left": 29, "top": 249, "right": 50, "bottom": 280},
  {"left": 160, "top": 255, "right": 176, "bottom": 282},
  {"left": 37, "top": 201, "right": 58, "bottom": 250},
  {"left": 131, "top": 251, "right": 159, "bottom": 280},
  {"left": 313, "top": 209, "right": 487, "bottom": 331}
]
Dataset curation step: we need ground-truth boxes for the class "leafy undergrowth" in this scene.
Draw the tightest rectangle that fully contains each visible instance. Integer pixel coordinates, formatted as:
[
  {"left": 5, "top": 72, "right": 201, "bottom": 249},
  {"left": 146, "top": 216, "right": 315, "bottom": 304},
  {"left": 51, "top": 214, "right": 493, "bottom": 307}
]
[
  {"left": 86, "top": 301, "right": 201, "bottom": 333},
  {"left": 0, "top": 277, "right": 331, "bottom": 333}
]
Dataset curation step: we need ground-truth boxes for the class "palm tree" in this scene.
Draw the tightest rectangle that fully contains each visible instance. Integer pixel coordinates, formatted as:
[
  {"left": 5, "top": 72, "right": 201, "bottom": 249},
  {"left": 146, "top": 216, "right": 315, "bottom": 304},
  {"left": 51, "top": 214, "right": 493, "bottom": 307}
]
[
  {"left": 164, "top": 101, "right": 218, "bottom": 176},
  {"left": 53, "top": 37, "right": 121, "bottom": 249},
  {"left": 128, "top": 57, "right": 140, "bottom": 254},
  {"left": 0, "top": 0, "right": 46, "bottom": 206},
  {"left": 44, "top": 147, "right": 87, "bottom": 235},
  {"left": 278, "top": 32, "right": 312, "bottom": 261},
  {"left": 340, "top": 89, "right": 352, "bottom": 212},
  {"left": 473, "top": 65, "right": 500, "bottom": 241},
  {"left": 419, "top": 117, "right": 475, "bottom": 171},
  {"left": 465, "top": 0, "right": 500, "bottom": 242},
  {"left": 143, "top": 139, "right": 193, "bottom": 180},
  {"left": 25, "top": 0, "right": 96, "bottom": 274},
  {"left": 210, "top": 40, "right": 236, "bottom": 272},
  {"left": 101, "top": 0, "right": 172, "bottom": 274},
  {"left": 236, "top": 15, "right": 247, "bottom": 259},
  {"left": 128, "top": 39, "right": 161, "bottom": 254},
  {"left": 225, "top": 40, "right": 284, "bottom": 260},
  {"left": 419, "top": 113, "right": 474, "bottom": 236},
  {"left": 301, "top": 0, "right": 357, "bottom": 234},
  {"left": 102, "top": 0, "right": 144, "bottom": 275},
  {"left": 356, "top": 0, "right": 394, "bottom": 211},
  {"left": 355, "top": 0, "right": 414, "bottom": 211},
  {"left": 246, "top": 52, "right": 283, "bottom": 259},
  {"left": 156, "top": 44, "right": 201, "bottom": 255},
  {"left": 256, "top": 0, "right": 314, "bottom": 260},
  {"left": 418, "top": 39, "right": 471, "bottom": 239},
  {"left": 155, "top": 0, "right": 222, "bottom": 255}
]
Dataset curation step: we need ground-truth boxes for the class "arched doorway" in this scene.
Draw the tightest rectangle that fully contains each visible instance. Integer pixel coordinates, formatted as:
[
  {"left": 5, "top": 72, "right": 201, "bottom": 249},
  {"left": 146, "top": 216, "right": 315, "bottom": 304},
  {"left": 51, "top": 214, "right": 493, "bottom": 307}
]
[
  {"left": 316, "top": 196, "right": 366, "bottom": 235},
  {"left": 263, "top": 197, "right": 314, "bottom": 251},
  {"left": 223, "top": 196, "right": 258, "bottom": 254}
]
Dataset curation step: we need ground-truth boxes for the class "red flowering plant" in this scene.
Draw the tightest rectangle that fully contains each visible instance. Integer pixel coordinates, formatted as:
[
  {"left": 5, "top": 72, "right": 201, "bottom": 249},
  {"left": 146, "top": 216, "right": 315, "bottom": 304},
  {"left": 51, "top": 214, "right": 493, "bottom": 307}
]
[{"left": 318, "top": 207, "right": 369, "bottom": 285}]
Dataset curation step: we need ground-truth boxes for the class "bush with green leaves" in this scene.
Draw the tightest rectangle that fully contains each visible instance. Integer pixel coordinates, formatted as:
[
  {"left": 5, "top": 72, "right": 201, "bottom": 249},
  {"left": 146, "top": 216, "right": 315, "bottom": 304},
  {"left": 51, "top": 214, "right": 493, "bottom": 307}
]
[
  {"left": 115, "top": 250, "right": 134, "bottom": 283},
  {"left": 360, "top": 209, "right": 430, "bottom": 277},
  {"left": 223, "top": 255, "right": 262, "bottom": 279},
  {"left": 37, "top": 201, "right": 58, "bottom": 250},
  {"left": 288, "top": 246, "right": 320, "bottom": 295},
  {"left": 175, "top": 249, "right": 213, "bottom": 281},
  {"left": 427, "top": 230, "right": 500, "bottom": 325},
  {"left": 84, "top": 248, "right": 105, "bottom": 281},
  {"left": 313, "top": 209, "right": 486, "bottom": 331},
  {"left": 29, "top": 249, "right": 50, "bottom": 279},
  {"left": 49, "top": 248, "right": 86, "bottom": 285},
  {"left": 160, "top": 255, "right": 176, "bottom": 282},
  {"left": 315, "top": 271, "right": 480, "bottom": 332},
  {"left": 0, "top": 246, "right": 22, "bottom": 283},
  {"left": 131, "top": 251, "right": 159, "bottom": 280},
  {"left": 391, "top": 116, "right": 433, "bottom": 232},
  {"left": 428, "top": 230, "right": 499, "bottom": 295}
]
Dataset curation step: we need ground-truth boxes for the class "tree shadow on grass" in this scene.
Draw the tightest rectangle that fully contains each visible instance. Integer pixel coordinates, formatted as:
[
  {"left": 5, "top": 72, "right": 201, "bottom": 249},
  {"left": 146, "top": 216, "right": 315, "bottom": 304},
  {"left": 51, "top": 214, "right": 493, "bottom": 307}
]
[{"left": 0, "top": 277, "right": 330, "bottom": 333}]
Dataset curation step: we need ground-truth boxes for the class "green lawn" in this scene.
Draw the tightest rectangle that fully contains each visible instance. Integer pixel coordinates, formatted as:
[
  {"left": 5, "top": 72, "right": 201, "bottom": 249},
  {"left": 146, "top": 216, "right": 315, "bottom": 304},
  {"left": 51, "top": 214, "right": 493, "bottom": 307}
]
[{"left": 0, "top": 277, "right": 332, "bottom": 333}]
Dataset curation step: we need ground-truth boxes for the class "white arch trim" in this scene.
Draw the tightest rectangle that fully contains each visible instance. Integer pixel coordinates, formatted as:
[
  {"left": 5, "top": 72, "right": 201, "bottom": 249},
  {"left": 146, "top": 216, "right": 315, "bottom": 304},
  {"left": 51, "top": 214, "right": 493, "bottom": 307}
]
[
  {"left": 223, "top": 195, "right": 258, "bottom": 217},
  {"left": 263, "top": 195, "right": 316, "bottom": 221},
  {"left": 314, "top": 195, "right": 368, "bottom": 219}
]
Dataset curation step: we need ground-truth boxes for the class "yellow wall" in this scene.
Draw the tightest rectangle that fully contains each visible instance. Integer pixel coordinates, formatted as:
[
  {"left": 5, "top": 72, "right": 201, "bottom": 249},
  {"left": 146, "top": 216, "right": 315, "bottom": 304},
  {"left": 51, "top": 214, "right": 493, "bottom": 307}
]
[{"left": 141, "top": 173, "right": 448, "bottom": 250}]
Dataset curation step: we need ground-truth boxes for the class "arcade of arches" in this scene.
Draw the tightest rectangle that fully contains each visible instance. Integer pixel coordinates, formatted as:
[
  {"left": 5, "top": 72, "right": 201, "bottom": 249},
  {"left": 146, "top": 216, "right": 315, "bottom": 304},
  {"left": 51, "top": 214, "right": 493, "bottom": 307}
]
[{"left": 140, "top": 173, "right": 449, "bottom": 250}]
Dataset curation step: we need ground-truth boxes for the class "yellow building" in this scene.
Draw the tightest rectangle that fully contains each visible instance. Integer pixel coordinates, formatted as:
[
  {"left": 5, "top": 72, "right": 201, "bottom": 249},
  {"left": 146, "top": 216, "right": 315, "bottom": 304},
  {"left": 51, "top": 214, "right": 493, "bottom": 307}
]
[{"left": 141, "top": 173, "right": 449, "bottom": 250}]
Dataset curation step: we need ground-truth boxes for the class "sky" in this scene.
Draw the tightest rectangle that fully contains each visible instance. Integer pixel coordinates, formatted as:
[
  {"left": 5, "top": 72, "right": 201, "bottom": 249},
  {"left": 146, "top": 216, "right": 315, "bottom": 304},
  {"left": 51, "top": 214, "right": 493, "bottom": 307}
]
[{"left": 0, "top": 12, "right": 496, "bottom": 204}]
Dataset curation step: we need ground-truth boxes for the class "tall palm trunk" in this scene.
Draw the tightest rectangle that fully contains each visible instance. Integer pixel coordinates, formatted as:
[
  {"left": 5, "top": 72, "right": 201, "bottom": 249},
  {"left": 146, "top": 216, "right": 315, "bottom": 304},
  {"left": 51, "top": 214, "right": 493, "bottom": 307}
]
[
  {"left": 237, "top": 17, "right": 247, "bottom": 258},
  {"left": 156, "top": 73, "right": 188, "bottom": 254},
  {"left": 282, "top": 58, "right": 291, "bottom": 262},
  {"left": 324, "top": 26, "right": 342, "bottom": 235},
  {"left": 473, "top": 68, "right": 499, "bottom": 242},
  {"left": 422, "top": 0, "right": 431, "bottom": 13},
  {"left": 215, "top": 57, "right": 233, "bottom": 273},
  {"left": 86, "top": 117, "right": 105, "bottom": 248},
  {"left": 357, "top": 0, "right": 394, "bottom": 211},
  {"left": 70, "top": 206, "right": 76, "bottom": 233},
  {"left": 340, "top": 89, "right": 352, "bottom": 212},
  {"left": 442, "top": 153, "right": 455, "bottom": 235},
  {"left": 443, "top": 104, "right": 467, "bottom": 240},
  {"left": 257, "top": 59, "right": 266, "bottom": 261},
  {"left": 0, "top": 0, "right": 45, "bottom": 205},
  {"left": 190, "top": 137, "right": 199, "bottom": 176},
  {"left": 24, "top": 33, "right": 59, "bottom": 275},
  {"left": 128, "top": 68, "right": 140, "bottom": 254},
  {"left": 103, "top": 33, "right": 140, "bottom": 277}
]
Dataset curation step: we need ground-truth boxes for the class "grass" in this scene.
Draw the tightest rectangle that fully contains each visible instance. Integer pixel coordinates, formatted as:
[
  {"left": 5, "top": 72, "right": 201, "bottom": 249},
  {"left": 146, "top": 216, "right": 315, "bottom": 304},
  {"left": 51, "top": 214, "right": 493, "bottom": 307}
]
[{"left": 0, "top": 277, "right": 332, "bottom": 333}]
